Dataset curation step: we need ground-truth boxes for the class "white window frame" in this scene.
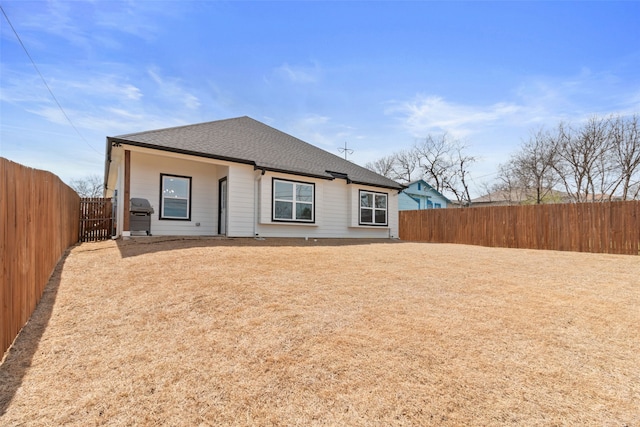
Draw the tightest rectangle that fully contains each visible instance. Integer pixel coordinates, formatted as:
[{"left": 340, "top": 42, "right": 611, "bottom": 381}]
[
  {"left": 160, "top": 174, "right": 192, "bottom": 220},
  {"left": 359, "top": 190, "right": 388, "bottom": 226},
  {"left": 272, "top": 178, "right": 315, "bottom": 223}
]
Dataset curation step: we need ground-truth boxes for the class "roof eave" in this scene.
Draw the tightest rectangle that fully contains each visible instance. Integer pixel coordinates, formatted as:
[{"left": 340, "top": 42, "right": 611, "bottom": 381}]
[
  {"left": 105, "top": 136, "right": 403, "bottom": 191},
  {"left": 107, "top": 137, "right": 257, "bottom": 167},
  {"left": 349, "top": 179, "right": 404, "bottom": 191},
  {"left": 254, "top": 165, "right": 334, "bottom": 181}
]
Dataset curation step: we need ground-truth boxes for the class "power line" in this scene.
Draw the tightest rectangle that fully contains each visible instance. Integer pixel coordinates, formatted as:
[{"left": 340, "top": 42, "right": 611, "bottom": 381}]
[{"left": 1, "top": 4, "right": 101, "bottom": 155}]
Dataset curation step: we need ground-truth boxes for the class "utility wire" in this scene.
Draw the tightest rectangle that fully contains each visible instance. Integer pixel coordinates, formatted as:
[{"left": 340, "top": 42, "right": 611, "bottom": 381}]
[{"left": 1, "top": 4, "right": 101, "bottom": 155}]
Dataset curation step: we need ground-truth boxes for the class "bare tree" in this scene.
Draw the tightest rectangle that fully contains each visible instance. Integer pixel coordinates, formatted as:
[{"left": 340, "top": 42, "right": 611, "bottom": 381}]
[
  {"left": 69, "top": 174, "right": 104, "bottom": 198},
  {"left": 586, "top": 117, "right": 618, "bottom": 200},
  {"left": 391, "top": 148, "right": 419, "bottom": 183},
  {"left": 493, "top": 115, "right": 639, "bottom": 204},
  {"left": 413, "top": 134, "right": 475, "bottom": 205},
  {"left": 493, "top": 162, "right": 528, "bottom": 204},
  {"left": 629, "top": 181, "right": 640, "bottom": 200},
  {"left": 414, "top": 133, "right": 453, "bottom": 194},
  {"left": 364, "top": 155, "right": 396, "bottom": 179},
  {"left": 364, "top": 134, "right": 477, "bottom": 202},
  {"left": 609, "top": 114, "right": 640, "bottom": 200},
  {"left": 443, "top": 143, "right": 476, "bottom": 206},
  {"left": 501, "top": 127, "right": 560, "bottom": 204},
  {"left": 552, "top": 117, "right": 614, "bottom": 202}
]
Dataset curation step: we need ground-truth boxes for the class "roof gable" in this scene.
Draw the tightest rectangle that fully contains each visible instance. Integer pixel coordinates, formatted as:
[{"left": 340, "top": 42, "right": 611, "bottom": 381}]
[
  {"left": 108, "top": 116, "right": 401, "bottom": 189},
  {"left": 402, "top": 179, "right": 451, "bottom": 202}
]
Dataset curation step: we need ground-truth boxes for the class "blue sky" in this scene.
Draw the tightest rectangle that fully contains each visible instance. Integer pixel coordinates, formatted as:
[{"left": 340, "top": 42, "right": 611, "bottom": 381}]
[{"left": 2, "top": 1, "right": 639, "bottom": 197}]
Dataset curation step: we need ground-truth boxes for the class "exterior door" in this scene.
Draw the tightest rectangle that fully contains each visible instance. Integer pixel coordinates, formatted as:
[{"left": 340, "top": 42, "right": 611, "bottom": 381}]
[{"left": 218, "top": 177, "right": 227, "bottom": 235}]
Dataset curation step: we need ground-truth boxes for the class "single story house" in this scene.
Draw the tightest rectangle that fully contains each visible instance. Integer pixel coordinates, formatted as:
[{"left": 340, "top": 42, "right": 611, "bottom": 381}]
[
  {"left": 398, "top": 179, "right": 450, "bottom": 210},
  {"left": 104, "top": 116, "right": 403, "bottom": 238}
]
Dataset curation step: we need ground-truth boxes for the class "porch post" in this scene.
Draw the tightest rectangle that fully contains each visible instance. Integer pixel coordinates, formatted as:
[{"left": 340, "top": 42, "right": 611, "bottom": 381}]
[{"left": 123, "top": 150, "right": 131, "bottom": 235}]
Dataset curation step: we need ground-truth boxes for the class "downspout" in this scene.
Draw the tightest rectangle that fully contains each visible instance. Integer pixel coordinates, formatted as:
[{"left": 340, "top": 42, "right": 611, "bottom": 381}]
[{"left": 253, "top": 168, "right": 265, "bottom": 238}]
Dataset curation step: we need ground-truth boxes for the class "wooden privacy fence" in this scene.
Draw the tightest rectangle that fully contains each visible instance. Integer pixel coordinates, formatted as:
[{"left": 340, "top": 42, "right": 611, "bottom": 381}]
[
  {"left": 80, "top": 197, "right": 113, "bottom": 242},
  {"left": 399, "top": 201, "right": 640, "bottom": 255},
  {"left": 1, "top": 158, "right": 80, "bottom": 356}
]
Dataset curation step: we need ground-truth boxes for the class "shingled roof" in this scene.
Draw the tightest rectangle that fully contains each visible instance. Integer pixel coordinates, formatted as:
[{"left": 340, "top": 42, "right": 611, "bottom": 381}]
[{"left": 107, "top": 116, "right": 402, "bottom": 189}]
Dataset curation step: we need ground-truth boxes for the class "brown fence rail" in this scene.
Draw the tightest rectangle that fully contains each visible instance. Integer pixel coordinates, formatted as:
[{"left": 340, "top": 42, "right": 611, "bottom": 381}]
[
  {"left": 399, "top": 201, "right": 640, "bottom": 255},
  {"left": 80, "top": 197, "right": 113, "bottom": 242},
  {"left": 1, "top": 158, "right": 80, "bottom": 357}
]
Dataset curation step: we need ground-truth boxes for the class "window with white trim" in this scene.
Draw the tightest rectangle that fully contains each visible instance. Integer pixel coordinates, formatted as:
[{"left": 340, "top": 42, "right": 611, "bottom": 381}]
[
  {"left": 160, "top": 174, "right": 191, "bottom": 220},
  {"left": 360, "top": 190, "right": 387, "bottom": 226},
  {"left": 273, "top": 178, "right": 314, "bottom": 222}
]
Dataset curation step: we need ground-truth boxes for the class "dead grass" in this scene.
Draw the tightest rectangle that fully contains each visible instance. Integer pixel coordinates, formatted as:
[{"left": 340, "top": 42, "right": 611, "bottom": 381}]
[{"left": 1, "top": 237, "right": 639, "bottom": 426}]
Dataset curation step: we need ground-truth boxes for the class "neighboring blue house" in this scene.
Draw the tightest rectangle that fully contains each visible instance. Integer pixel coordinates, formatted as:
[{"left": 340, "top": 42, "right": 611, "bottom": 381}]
[{"left": 398, "top": 179, "right": 451, "bottom": 210}]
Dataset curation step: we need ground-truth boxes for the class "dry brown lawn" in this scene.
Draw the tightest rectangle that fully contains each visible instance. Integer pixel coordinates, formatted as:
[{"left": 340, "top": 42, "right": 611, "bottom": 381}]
[{"left": 1, "top": 237, "right": 639, "bottom": 426}]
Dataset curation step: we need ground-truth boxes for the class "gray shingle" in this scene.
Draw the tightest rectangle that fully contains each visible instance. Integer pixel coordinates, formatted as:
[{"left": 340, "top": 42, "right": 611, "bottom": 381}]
[{"left": 109, "top": 116, "right": 402, "bottom": 189}]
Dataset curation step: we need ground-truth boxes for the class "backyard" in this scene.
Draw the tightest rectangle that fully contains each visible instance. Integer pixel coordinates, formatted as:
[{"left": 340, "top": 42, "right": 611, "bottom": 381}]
[{"left": 1, "top": 237, "right": 638, "bottom": 425}]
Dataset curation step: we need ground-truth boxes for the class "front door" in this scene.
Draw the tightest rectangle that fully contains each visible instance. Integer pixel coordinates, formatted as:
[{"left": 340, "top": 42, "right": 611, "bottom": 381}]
[{"left": 218, "top": 177, "right": 227, "bottom": 235}]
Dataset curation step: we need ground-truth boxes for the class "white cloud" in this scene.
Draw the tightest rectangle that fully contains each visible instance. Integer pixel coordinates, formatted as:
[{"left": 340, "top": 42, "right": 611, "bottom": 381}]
[
  {"left": 298, "top": 113, "right": 330, "bottom": 127},
  {"left": 183, "top": 94, "right": 201, "bottom": 110},
  {"left": 282, "top": 114, "right": 367, "bottom": 163},
  {"left": 66, "top": 77, "right": 143, "bottom": 101},
  {"left": 383, "top": 69, "right": 640, "bottom": 198},
  {"left": 624, "top": 90, "right": 640, "bottom": 114},
  {"left": 94, "top": 4, "right": 165, "bottom": 42},
  {"left": 275, "top": 62, "right": 321, "bottom": 84},
  {"left": 9, "top": 0, "right": 166, "bottom": 51},
  {"left": 388, "top": 95, "right": 523, "bottom": 138},
  {"left": 1, "top": 67, "right": 143, "bottom": 106},
  {"left": 0, "top": 71, "right": 50, "bottom": 104},
  {"left": 1, "top": 57, "right": 210, "bottom": 144},
  {"left": 388, "top": 67, "right": 640, "bottom": 142},
  {"left": 514, "top": 69, "right": 640, "bottom": 122},
  {"left": 2, "top": 71, "right": 147, "bottom": 138},
  {"left": 25, "top": 102, "right": 190, "bottom": 139},
  {"left": 26, "top": 106, "right": 67, "bottom": 125},
  {"left": 147, "top": 68, "right": 201, "bottom": 110},
  {"left": 285, "top": 114, "right": 334, "bottom": 148}
]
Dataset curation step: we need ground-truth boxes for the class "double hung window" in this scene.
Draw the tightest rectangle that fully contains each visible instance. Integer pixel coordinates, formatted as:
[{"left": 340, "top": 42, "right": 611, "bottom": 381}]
[
  {"left": 360, "top": 190, "right": 387, "bottom": 226},
  {"left": 273, "top": 179, "right": 314, "bottom": 222}
]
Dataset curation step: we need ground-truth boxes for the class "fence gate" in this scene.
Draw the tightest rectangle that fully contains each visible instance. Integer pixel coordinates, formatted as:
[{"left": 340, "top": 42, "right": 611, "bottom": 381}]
[{"left": 80, "top": 197, "right": 113, "bottom": 242}]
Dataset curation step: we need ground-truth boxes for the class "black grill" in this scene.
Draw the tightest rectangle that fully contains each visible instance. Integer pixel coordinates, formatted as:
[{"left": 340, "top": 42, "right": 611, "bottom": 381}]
[{"left": 130, "top": 198, "right": 154, "bottom": 236}]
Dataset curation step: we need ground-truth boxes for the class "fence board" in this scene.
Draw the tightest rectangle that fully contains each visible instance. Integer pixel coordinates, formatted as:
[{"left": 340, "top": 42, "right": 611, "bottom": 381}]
[
  {"left": 399, "top": 201, "right": 640, "bottom": 255},
  {"left": 1, "top": 158, "right": 80, "bottom": 357}
]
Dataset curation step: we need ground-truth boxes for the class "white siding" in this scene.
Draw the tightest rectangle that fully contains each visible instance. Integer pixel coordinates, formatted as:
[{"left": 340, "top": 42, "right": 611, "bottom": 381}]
[
  {"left": 226, "top": 164, "right": 257, "bottom": 237},
  {"left": 107, "top": 146, "right": 399, "bottom": 238},
  {"left": 128, "top": 150, "right": 224, "bottom": 236},
  {"left": 254, "top": 172, "right": 399, "bottom": 238},
  {"left": 348, "top": 185, "right": 399, "bottom": 238},
  {"left": 255, "top": 172, "right": 324, "bottom": 238},
  {"left": 389, "top": 191, "right": 399, "bottom": 238}
]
